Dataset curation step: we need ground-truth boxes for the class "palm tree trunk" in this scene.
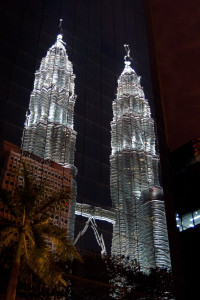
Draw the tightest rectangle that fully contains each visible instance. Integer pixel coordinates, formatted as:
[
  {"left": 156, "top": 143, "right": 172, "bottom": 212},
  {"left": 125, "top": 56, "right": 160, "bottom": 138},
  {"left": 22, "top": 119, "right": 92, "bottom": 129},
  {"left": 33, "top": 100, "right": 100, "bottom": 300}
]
[{"left": 6, "top": 232, "right": 24, "bottom": 300}]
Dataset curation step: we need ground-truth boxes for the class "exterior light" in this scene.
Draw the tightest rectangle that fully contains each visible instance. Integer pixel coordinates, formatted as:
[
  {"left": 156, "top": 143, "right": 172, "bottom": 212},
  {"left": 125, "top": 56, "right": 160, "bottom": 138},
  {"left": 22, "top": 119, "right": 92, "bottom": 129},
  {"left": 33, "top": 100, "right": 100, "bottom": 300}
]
[{"left": 110, "top": 45, "right": 171, "bottom": 272}]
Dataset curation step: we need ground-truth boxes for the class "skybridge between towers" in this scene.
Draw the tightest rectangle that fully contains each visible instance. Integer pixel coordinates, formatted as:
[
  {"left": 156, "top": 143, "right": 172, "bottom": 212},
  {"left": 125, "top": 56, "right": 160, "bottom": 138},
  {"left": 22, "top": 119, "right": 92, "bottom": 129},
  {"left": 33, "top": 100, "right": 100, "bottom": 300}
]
[
  {"left": 74, "top": 203, "right": 116, "bottom": 255},
  {"left": 75, "top": 203, "right": 116, "bottom": 225}
]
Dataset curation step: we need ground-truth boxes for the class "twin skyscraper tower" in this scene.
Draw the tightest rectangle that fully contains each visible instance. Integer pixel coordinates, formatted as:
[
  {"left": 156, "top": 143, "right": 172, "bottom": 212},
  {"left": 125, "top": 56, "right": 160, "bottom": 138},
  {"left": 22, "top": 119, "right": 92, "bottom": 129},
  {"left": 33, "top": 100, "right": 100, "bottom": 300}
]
[{"left": 21, "top": 32, "right": 171, "bottom": 273}]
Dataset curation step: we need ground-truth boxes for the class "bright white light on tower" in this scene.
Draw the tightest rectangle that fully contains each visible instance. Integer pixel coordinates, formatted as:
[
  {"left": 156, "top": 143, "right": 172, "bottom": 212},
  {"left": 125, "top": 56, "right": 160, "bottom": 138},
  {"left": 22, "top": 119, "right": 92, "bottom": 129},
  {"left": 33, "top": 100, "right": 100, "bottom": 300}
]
[
  {"left": 22, "top": 34, "right": 77, "bottom": 165},
  {"left": 110, "top": 45, "right": 171, "bottom": 272}
]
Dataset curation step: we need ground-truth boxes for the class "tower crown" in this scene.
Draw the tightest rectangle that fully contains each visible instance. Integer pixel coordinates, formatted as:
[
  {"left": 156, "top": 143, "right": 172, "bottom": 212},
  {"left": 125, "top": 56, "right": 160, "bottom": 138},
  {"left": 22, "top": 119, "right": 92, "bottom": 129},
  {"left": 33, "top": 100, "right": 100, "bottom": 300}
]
[
  {"left": 117, "top": 45, "right": 144, "bottom": 98},
  {"left": 50, "top": 34, "right": 66, "bottom": 51},
  {"left": 110, "top": 45, "right": 171, "bottom": 272},
  {"left": 122, "top": 44, "right": 135, "bottom": 75}
]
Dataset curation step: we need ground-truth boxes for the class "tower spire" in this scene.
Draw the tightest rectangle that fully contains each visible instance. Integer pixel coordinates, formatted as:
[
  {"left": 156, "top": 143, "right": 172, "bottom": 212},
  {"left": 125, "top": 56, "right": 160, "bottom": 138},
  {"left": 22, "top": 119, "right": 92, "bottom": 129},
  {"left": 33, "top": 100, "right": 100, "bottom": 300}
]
[
  {"left": 59, "top": 18, "right": 63, "bottom": 36},
  {"left": 111, "top": 45, "right": 171, "bottom": 272},
  {"left": 22, "top": 27, "right": 76, "bottom": 165},
  {"left": 124, "top": 44, "right": 132, "bottom": 65},
  {"left": 56, "top": 19, "right": 66, "bottom": 47}
]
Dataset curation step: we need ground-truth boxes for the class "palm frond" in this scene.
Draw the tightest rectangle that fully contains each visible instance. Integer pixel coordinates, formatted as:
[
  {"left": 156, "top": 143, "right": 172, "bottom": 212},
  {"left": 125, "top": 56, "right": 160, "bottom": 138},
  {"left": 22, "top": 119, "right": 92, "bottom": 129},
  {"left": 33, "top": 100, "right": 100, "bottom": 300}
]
[
  {"left": 41, "top": 224, "right": 82, "bottom": 261},
  {"left": 31, "top": 226, "right": 48, "bottom": 251},
  {"left": 32, "top": 216, "right": 50, "bottom": 227},
  {"left": 25, "top": 227, "right": 36, "bottom": 247},
  {"left": 0, "top": 226, "right": 18, "bottom": 238},
  {"left": 23, "top": 234, "right": 29, "bottom": 260},
  {"left": 0, "top": 228, "right": 18, "bottom": 252},
  {"left": 0, "top": 216, "right": 19, "bottom": 227},
  {"left": 50, "top": 235, "right": 82, "bottom": 262},
  {"left": 33, "top": 187, "right": 71, "bottom": 218},
  {"left": 27, "top": 246, "right": 67, "bottom": 287},
  {"left": 0, "top": 163, "right": 82, "bottom": 293},
  {"left": 0, "top": 190, "right": 23, "bottom": 218}
]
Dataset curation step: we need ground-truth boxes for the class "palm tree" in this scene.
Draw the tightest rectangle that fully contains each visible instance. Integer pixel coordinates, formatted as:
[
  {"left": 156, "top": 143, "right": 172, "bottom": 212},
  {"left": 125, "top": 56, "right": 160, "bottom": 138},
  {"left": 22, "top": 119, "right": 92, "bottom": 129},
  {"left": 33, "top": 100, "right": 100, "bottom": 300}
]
[{"left": 0, "top": 163, "right": 81, "bottom": 300}]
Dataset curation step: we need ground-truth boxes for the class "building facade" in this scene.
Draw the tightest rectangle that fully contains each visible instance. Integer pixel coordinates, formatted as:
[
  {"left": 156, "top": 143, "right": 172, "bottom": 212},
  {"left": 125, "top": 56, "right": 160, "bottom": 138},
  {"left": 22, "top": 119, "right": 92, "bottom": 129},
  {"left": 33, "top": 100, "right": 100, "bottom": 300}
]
[
  {"left": 169, "top": 137, "right": 200, "bottom": 299},
  {"left": 0, "top": 33, "right": 78, "bottom": 237},
  {"left": 110, "top": 49, "right": 171, "bottom": 271},
  {"left": 0, "top": 24, "right": 172, "bottom": 274},
  {"left": 0, "top": 140, "right": 72, "bottom": 230},
  {"left": 20, "top": 33, "right": 78, "bottom": 236},
  {"left": 22, "top": 34, "right": 77, "bottom": 167}
]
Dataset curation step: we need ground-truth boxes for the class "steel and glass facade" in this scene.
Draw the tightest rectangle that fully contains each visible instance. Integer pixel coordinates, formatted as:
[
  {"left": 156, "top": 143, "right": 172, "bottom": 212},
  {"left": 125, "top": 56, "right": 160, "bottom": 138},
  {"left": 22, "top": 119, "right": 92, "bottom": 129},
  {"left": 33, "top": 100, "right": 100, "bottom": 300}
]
[
  {"left": 22, "top": 34, "right": 77, "bottom": 167},
  {"left": 110, "top": 54, "right": 171, "bottom": 271}
]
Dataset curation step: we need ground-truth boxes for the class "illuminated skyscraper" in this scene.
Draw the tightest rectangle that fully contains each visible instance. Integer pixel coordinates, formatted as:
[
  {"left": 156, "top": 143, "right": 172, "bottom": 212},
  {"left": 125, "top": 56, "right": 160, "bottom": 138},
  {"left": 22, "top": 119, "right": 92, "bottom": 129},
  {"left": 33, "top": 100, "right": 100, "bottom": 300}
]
[
  {"left": 21, "top": 30, "right": 77, "bottom": 237},
  {"left": 22, "top": 34, "right": 77, "bottom": 167},
  {"left": 110, "top": 46, "right": 171, "bottom": 271}
]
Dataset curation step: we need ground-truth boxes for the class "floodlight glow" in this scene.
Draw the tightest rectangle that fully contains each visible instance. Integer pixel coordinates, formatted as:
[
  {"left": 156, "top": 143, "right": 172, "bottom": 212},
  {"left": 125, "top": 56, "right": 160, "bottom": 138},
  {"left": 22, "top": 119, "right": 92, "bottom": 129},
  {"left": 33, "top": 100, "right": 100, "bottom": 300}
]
[
  {"left": 190, "top": 215, "right": 199, "bottom": 221},
  {"left": 75, "top": 203, "right": 116, "bottom": 224},
  {"left": 21, "top": 33, "right": 77, "bottom": 240},
  {"left": 110, "top": 45, "right": 171, "bottom": 272},
  {"left": 22, "top": 34, "right": 77, "bottom": 166}
]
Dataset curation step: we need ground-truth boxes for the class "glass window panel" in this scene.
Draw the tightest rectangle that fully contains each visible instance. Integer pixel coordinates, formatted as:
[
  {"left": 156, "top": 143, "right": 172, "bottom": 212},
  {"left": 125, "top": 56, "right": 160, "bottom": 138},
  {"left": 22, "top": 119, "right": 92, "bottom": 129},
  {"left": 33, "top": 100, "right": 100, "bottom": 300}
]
[
  {"left": 101, "top": 145, "right": 110, "bottom": 165},
  {"left": 75, "top": 132, "right": 85, "bottom": 153},
  {"left": 0, "top": 79, "right": 10, "bottom": 98},
  {"left": 12, "top": 67, "right": 33, "bottom": 90},
  {"left": 85, "top": 121, "right": 101, "bottom": 141},
  {"left": 84, "top": 157, "right": 101, "bottom": 181},
  {"left": 9, "top": 84, "right": 30, "bottom": 108},
  {"left": 16, "top": 51, "right": 35, "bottom": 74},
  {"left": 102, "top": 127, "right": 111, "bottom": 146},
  {"left": 0, "top": 59, "right": 13, "bottom": 80},
  {"left": 86, "top": 103, "right": 101, "bottom": 125},
  {"left": 85, "top": 137, "right": 101, "bottom": 160},
  {"left": 102, "top": 95, "right": 113, "bottom": 115},
  {"left": 86, "top": 88, "right": 101, "bottom": 108}
]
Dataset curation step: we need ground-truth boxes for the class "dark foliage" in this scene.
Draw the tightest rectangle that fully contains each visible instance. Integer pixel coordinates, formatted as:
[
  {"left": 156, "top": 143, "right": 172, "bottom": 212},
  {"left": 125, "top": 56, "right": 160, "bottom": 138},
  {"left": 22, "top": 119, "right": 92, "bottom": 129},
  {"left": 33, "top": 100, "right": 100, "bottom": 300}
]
[
  {"left": 0, "top": 163, "right": 81, "bottom": 300},
  {"left": 69, "top": 254, "right": 175, "bottom": 300},
  {"left": 0, "top": 249, "right": 175, "bottom": 299}
]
